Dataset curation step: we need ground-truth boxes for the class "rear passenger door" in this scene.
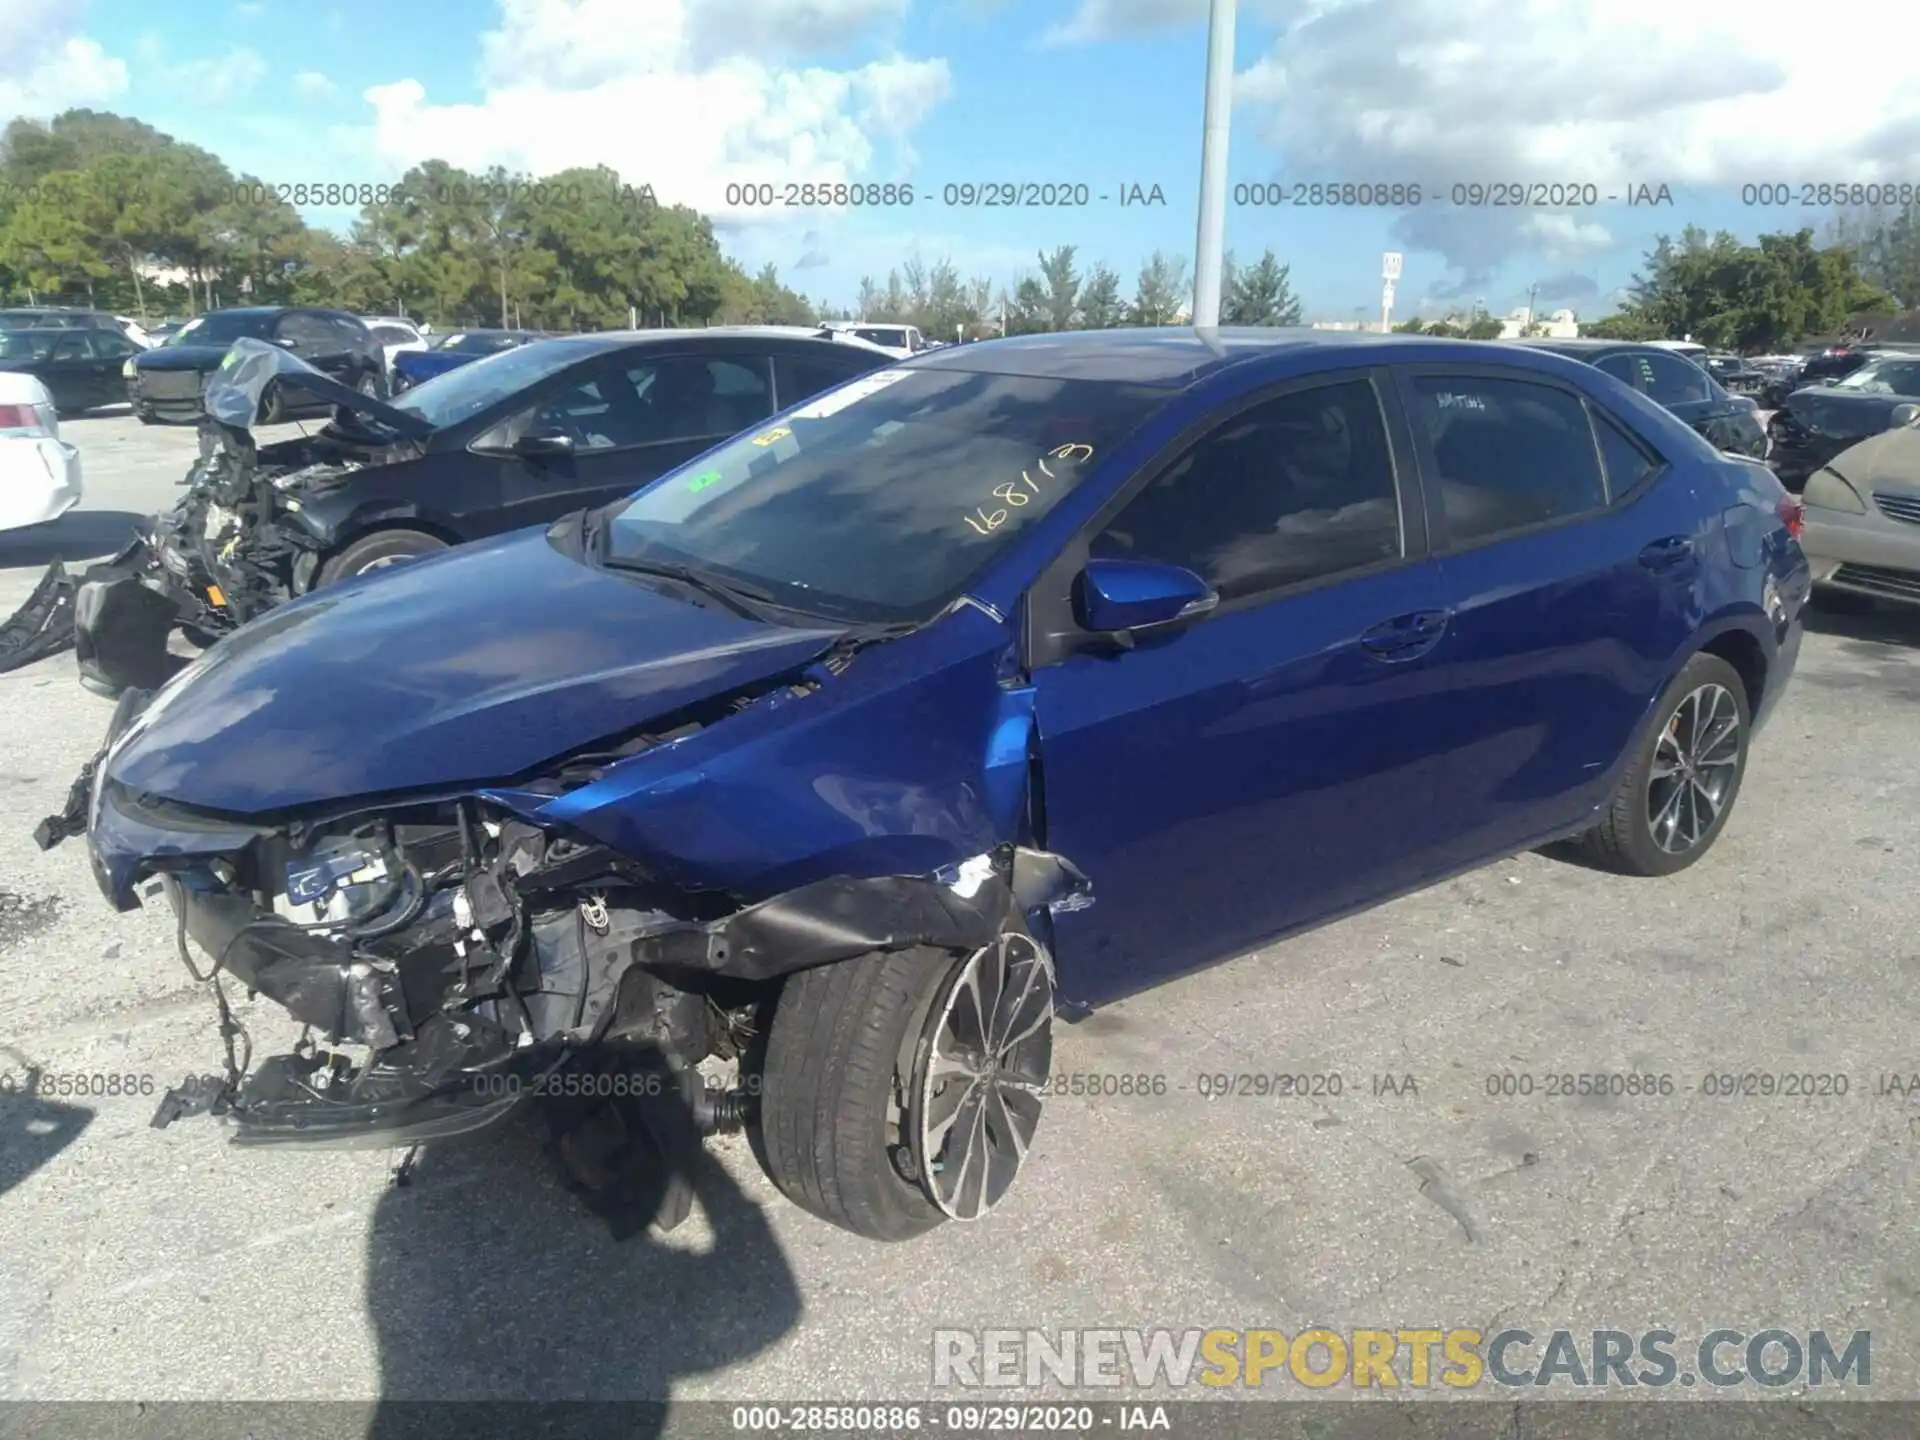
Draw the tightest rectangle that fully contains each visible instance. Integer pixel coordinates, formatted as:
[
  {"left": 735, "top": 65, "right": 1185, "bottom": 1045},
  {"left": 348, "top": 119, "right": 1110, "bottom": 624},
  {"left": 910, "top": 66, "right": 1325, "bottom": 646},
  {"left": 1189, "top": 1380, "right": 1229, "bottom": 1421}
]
[{"left": 1392, "top": 364, "right": 1701, "bottom": 867}]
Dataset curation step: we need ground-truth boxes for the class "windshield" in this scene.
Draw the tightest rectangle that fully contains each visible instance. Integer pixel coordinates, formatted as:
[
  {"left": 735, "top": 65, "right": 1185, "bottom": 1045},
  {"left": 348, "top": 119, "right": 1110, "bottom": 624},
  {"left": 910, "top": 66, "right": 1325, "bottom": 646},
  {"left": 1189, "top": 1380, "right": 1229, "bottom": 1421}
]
[
  {"left": 1834, "top": 359, "right": 1920, "bottom": 395},
  {"left": 604, "top": 367, "right": 1171, "bottom": 624},
  {"left": 852, "top": 327, "right": 909, "bottom": 348},
  {"left": 388, "top": 338, "right": 583, "bottom": 427},
  {"left": 167, "top": 312, "right": 275, "bottom": 346}
]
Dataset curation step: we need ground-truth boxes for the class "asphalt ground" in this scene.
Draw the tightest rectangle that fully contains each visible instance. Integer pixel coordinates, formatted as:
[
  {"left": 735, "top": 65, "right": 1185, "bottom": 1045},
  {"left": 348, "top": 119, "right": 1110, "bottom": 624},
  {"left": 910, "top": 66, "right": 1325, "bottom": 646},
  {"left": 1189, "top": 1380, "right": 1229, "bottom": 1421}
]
[{"left": 1, "top": 409, "right": 1917, "bottom": 1410}]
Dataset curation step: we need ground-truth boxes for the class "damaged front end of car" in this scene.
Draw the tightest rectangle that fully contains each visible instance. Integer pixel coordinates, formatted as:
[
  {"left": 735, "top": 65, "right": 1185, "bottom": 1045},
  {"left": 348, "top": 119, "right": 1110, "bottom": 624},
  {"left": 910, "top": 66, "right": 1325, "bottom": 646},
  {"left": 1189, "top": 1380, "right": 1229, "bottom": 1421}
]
[
  {"left": 2, "top": 338, "right": 431, "bottom": 694},
  {"left": 77, "top": 579, "right": 1090, "bottom": 1232}
]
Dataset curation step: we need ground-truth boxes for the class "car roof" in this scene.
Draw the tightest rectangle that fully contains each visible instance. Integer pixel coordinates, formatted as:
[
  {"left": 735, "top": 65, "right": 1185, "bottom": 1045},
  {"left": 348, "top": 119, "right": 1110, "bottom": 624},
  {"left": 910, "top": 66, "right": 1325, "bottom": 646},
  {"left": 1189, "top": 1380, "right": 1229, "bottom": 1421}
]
[
  {"left": 530, "top": 326, "right": 890, "bottom": 355},
  {"left": 907, "top": 326, "right": 1595, "bottom": 387}
]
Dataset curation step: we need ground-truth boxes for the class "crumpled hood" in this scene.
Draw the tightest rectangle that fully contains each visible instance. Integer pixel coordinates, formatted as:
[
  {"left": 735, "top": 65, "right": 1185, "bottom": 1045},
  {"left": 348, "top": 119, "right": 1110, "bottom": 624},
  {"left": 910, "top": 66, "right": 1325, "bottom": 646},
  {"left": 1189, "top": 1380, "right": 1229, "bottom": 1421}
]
[
  {"left": 1783, "top": 387, "right": 1910, "bottom": 440},
  {"left": 104, "top": 527, "right": 849, "bottom": 815}
]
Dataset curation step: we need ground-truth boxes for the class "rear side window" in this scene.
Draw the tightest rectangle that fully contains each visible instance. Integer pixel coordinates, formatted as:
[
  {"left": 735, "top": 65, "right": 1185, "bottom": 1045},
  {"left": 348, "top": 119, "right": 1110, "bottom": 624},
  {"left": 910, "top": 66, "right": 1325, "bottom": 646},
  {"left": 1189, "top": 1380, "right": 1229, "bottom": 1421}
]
[
  {"left": 1589, "top": 408, "right": 1663, "bottom": 496},
  {"left": 1408, "top": 375, "right": 1607, "bottom": 546},
  {"left": 775, "top": 351, "right": 884, "bottom": 408},
  {"left": 1091, "top": 378, "right": 1402, "bottom": 600},
  {"left": 1640, "top": 353, "right": 1712, "bottom": 405}
]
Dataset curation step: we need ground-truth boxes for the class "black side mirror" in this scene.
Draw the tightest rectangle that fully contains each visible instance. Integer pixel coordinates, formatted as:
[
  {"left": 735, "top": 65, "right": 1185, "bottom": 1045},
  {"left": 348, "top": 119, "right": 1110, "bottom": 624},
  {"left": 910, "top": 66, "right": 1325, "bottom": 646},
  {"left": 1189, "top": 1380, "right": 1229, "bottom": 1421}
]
[
  {"left": 1074, "top": 558, "right": 1218, "bottom": 634},
  {"left": 515, "top": 430, "right": 575, "bottom": 458}
]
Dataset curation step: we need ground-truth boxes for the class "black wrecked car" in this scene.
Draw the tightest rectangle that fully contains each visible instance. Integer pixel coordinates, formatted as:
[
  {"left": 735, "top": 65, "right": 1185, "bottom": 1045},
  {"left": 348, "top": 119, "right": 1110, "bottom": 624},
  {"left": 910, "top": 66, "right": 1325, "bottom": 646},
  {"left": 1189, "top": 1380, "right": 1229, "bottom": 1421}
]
[
  {"left": 129, "top": 306, "right": 388, "bottom": 424},
  {"left": 1767, "top": 351, "right": 1920, "bottom": 491},
  {"left": 2, "top": 330, "right": 896, "bottom": 691},
  {"left": 1511, "top": 339, "right": 1768, "bottom": 459}
]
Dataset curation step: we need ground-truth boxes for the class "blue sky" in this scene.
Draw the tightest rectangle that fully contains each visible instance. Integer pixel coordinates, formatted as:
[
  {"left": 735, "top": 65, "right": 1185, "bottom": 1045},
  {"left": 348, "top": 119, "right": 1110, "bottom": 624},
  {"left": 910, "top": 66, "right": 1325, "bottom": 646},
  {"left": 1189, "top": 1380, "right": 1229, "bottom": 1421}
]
[{"left": 5, "top": 0, "right": 1912, "bottom": 320}]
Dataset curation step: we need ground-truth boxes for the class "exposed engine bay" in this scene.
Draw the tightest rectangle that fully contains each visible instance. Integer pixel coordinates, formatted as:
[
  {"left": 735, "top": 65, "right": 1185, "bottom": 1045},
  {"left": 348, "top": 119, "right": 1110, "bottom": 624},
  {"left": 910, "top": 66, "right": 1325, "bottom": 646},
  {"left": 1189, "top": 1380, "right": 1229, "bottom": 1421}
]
[{"left": 127, "top": 766, "right": 1082, "bottom": 1231}]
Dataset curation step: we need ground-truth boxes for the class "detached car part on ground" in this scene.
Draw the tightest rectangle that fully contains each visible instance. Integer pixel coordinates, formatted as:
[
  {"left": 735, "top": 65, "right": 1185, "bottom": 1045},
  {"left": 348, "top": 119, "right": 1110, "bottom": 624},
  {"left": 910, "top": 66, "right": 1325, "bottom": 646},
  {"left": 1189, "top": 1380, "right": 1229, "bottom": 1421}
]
[{"left": 36, "top": 330, "right": 1806, "bottom": 1242}]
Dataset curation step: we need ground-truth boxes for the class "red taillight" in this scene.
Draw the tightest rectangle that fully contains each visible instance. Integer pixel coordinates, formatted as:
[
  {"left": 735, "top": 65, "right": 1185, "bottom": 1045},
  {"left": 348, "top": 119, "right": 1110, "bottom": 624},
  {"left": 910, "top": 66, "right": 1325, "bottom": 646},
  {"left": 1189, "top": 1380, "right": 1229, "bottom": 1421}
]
[
  {"left": 1778, "top": 494, "right": 1804, "bottom": 538},
  {"left": 0, "top": 402, "right": 44, "bottom": 432}
]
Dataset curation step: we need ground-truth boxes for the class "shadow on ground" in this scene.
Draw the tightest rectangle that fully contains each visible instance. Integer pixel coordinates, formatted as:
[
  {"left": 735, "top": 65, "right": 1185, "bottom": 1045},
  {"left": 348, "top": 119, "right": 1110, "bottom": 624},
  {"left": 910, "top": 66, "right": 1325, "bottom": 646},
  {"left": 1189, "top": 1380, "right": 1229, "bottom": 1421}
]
[
  {"left": 1802, "top": 594, "right": 1920, "bottom": 649},
  {"left": 0, "top": 1084, "right": 92, "bottom": 1203},
  {"left": 363, "top": 1099, "right": 802, "bottom": 1439},
  {"left": 0, "top": 510, "right": 146, "bottom": 569}
]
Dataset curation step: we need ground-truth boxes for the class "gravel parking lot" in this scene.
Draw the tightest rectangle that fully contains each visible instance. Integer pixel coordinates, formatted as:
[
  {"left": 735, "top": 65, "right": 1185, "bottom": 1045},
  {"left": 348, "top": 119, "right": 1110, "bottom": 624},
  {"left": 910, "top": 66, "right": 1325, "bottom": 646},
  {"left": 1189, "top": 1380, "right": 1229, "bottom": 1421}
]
[{"left": 2, "top": 410, "right": 1918, "bottom": 1407}]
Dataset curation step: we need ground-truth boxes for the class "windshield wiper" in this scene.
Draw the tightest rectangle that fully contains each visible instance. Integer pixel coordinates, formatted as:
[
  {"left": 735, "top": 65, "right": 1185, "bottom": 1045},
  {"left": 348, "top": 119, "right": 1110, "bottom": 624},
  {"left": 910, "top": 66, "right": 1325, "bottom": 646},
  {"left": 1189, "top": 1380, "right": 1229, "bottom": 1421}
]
[{"left": 598, "top": 555, "right": 784, "bottom": 621}]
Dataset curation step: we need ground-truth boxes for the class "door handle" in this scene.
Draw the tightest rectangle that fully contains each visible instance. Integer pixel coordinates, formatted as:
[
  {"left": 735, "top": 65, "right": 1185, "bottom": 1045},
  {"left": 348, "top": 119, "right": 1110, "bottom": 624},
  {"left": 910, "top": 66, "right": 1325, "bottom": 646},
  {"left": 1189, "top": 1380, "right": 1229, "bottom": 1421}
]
[
  {"left": 1360, "top": 608, "right": 1451, "bottom": 662},
  {"left": 1638, "top": 536, "right": 1695, "bottom": 571}
]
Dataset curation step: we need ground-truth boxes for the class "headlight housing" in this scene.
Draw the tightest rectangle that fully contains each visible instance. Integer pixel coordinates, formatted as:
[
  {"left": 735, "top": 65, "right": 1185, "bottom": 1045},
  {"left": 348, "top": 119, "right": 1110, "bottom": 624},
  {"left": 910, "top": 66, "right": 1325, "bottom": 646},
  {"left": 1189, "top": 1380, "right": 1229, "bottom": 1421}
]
[{"left": 1803, "top": 467, "right": 1866, "bottom": 515}]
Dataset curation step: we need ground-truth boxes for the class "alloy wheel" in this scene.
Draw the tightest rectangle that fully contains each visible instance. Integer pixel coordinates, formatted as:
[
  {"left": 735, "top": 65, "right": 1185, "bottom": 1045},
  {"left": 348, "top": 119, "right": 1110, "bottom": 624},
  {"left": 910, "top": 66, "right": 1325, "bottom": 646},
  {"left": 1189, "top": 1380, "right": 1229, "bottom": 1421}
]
[
  {"left": 911, "top": 932, "right": 1054, "bottom": 1220},
  {"left": 1646, "top": 682, "right": 1741, "bottom": 855}
]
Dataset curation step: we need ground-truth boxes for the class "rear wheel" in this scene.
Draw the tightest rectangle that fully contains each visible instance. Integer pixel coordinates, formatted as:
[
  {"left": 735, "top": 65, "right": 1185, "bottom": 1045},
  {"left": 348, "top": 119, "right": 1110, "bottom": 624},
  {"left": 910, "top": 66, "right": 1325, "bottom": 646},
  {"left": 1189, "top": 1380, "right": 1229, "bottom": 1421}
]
[
  {"left": 755, "top": 925, "right": 1054, "bottom": 1241},
  {"left": 316, "top": 528, "right": 447, "bottom": 586},
  {"left": 1580, "top": 652, "right": 1751, "bottom": 877}
]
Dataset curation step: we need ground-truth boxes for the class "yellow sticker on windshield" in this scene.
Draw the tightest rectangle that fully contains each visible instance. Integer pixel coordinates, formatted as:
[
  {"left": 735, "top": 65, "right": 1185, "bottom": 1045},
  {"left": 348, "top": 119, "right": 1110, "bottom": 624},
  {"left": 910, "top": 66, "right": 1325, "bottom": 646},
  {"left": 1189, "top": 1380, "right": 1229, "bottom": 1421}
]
[
  {"left": 752, "top": 426, "right": 791, "bottom": 447},
  {"left": 687, "top": 470, "right": 722, "bottom": 494}
]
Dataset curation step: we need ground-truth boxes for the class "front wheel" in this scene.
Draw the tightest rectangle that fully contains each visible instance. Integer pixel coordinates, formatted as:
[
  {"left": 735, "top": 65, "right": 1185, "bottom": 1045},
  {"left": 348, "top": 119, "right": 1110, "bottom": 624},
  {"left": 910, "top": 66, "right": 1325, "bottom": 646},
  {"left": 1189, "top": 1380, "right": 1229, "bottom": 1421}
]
[
  {"left": 258, "top": 381, "right": 285, "bottom": 426},
  {"left": 1579, "top": 651, "right": 1751, "bottom": 876},
  {"left": 755, "top": 926, "right": 1054, "bottom": 1241},
  {"left": 316, "top": 528, "right": 447, "bottom": 585}
]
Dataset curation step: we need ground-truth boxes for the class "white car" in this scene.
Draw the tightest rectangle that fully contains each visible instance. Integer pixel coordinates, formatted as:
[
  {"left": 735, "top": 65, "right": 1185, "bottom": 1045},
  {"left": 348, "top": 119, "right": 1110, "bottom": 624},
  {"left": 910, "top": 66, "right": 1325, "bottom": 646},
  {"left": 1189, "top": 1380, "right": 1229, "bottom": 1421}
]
[
  {"left": 360, "top": 316, "right": 430, "bottom": 376},
  {"left": 821, "top": 320, "right": 928, "bottom": 359},
  {"left": 0, "top": 371, "right": 82, "bottom": 532}
]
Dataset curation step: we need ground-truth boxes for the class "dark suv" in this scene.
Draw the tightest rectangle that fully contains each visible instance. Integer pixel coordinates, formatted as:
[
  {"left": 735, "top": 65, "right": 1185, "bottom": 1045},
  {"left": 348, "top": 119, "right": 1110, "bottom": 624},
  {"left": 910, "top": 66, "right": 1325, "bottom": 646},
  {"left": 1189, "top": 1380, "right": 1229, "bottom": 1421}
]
[{"left": 129, "top": 306, "right": 386, "bottom": 424}]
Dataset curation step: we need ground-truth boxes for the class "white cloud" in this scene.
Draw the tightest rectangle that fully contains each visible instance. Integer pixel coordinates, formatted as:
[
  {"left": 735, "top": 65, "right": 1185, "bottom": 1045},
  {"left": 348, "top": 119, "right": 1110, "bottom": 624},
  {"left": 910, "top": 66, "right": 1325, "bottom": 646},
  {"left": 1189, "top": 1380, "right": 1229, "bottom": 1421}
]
[
  {"left": 1229, "top": 0, "right": 1920, "bottom": 281},
  {"left": 0, "top": 1, "right": 127, "bottom": 117},
  {"left": 293, "top": 70, "right": 336, "bottom": 100},
  {"left": 345, "top": 0, "right": 950, "bottom": 223},
  {"left": 234, "top": 1, "right": 266, "bottom": 16},
  {"left": 142, "top": 44, "right": 269, "bottom": 104}
]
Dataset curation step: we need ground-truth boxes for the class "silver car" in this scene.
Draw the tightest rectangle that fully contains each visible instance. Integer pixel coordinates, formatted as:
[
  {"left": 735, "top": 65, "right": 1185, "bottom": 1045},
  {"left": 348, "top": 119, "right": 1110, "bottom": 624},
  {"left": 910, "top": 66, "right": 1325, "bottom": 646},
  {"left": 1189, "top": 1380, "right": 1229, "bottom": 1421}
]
[{"left": 1800, "top": 406, "right": 1920, "bottom": 607}]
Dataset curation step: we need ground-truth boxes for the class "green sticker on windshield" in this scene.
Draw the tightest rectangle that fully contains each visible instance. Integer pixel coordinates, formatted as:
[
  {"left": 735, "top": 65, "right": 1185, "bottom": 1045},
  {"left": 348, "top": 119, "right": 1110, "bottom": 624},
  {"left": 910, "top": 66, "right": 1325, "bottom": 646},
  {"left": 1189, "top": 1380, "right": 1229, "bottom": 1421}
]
[{"left": 686, "top": 469, "right": 722, "bottom": 494}]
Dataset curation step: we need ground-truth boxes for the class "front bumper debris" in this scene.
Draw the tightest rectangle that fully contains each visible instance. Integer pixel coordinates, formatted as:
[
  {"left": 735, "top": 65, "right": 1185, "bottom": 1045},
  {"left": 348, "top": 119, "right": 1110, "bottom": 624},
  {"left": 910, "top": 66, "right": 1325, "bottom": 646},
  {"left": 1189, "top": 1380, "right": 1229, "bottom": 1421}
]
[{"left": 0, "top": 560, "right": 78, "bottom": 675}]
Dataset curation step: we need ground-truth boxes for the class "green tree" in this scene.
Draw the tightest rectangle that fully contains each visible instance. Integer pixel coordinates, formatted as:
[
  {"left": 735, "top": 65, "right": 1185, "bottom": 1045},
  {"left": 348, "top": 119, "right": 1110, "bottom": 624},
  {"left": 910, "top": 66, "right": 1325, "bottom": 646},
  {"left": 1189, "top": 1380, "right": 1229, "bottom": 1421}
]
[
  {"left": 1078, "top": 263, "right": 1124, "bottom": 328},
  {"left": 1462, "top": 314, "right": 1505, "bottom": 340},
  {"left": 1036, "top": 245, "right": 1080, "bottom": 331},
  {"left": 1221, "top": 248, "right": 1302, "bottom": 325},
  {"left": 1130, "top": 250, "right": 1188, "bottom": 325},
  {"left": 1579, "top": 311, "right": 1660, "bottom": 340}
]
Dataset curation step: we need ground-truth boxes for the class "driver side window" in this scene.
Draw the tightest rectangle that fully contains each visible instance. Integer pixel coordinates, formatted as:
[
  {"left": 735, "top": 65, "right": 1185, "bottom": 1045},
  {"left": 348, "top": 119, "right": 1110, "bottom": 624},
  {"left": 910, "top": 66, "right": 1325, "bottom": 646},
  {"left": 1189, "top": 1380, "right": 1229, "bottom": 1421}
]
[{"left": 1090, "top": 378, "right": 1404, "bottom": 602}]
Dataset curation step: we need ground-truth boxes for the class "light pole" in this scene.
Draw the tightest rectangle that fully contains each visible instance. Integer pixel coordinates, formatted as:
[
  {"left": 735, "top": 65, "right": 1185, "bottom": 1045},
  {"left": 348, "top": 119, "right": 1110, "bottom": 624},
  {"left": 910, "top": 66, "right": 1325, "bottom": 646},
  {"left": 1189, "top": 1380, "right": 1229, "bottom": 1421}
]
[
  {"left": 1381, "top": 251, "right": 1402, "bottom": 332},
  {"left": 1191, "top": 0, "right": 1237, "bottom": 327}
]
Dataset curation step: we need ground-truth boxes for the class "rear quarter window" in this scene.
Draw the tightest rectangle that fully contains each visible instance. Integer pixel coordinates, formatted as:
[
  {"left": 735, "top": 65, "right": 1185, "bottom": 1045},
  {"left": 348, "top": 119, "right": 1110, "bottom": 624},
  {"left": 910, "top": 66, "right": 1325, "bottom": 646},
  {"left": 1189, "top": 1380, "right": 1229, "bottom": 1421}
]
[{"left": 1407, "top": 374, "right": 1609, "bottom": 546}]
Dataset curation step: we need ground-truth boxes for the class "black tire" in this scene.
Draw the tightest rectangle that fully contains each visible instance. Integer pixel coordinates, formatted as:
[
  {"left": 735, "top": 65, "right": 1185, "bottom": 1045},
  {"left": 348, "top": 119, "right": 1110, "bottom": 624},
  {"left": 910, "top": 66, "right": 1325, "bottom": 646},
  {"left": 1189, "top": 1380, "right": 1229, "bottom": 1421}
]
[
  {"left": 356, "top": 368, "right": 387, "bottom": 400},
  {"left": 258, "top": 380, "right": 285, "bottom": 426},
  {"left": 755, "top": 946, "right": 951, "bottom": 1241},
  {"left": 316, "top": 528, "right": 447, "bottom": 586},
  {"left": 1579, "top": 652, "right": 1751, "bottom": 877},
  {"left": 136, "top": 410, "right": 159, "bottom": 425}
]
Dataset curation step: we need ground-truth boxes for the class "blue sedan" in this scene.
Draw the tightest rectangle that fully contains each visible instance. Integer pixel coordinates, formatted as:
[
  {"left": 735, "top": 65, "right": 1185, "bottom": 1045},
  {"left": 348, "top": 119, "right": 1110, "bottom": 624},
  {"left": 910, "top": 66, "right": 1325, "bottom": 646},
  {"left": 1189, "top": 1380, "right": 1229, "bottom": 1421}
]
[
  {"left": 74, "top": 328, "right": 1808, "bottom": 1240},
  {"left": 389, "top": 327, "right": 545, "bottom": 391}
]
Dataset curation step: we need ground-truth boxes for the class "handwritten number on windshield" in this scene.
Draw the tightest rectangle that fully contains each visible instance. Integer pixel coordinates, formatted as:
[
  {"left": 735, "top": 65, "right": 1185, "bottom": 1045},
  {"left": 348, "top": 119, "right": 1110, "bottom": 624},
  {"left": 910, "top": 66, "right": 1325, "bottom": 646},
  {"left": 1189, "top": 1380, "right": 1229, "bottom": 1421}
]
[{"left": 961, "top": 444, "right": 1091, "bottom": 536}]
